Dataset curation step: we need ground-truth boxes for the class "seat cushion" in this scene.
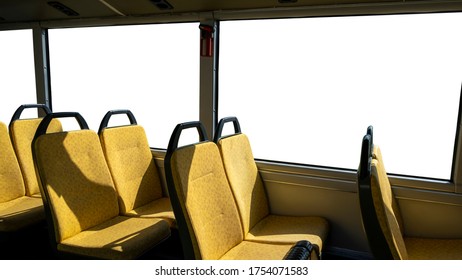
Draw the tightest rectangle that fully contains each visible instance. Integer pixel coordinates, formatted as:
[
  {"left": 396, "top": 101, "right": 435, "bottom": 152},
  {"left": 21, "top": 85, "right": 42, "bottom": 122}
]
[
  {"left": 124, "top": 197, "right": 176, "bottom": 227},
  {"left": 246, "top": 215, "right": 329, "bottom": 251},
  {"left": 30, "top": 193, "right": 42, "bottom": 199},
  {"left": 0, "top": 196, "right": 44, "bottom": 231},
  {"left": 58, "top": 215, "right": 170, "bottom": 259},
  {"left": 220, "top": 241, "right": 292, "bottom": 260},
  {"left": 405, "top": 237, "right": 462, "bottom": 260}
]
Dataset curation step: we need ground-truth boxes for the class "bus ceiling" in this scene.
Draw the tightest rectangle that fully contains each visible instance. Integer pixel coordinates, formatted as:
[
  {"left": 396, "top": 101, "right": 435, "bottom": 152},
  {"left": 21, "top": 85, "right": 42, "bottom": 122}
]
[{"left": 1, "top": 0, "right": 462, "bottom": 29}]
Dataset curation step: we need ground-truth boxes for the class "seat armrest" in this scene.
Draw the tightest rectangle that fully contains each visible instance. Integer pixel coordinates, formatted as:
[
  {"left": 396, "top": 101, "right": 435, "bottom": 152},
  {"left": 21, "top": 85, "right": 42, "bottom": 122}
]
[{"left": 284, "top": 240, "right": 319, "bottom": 260}]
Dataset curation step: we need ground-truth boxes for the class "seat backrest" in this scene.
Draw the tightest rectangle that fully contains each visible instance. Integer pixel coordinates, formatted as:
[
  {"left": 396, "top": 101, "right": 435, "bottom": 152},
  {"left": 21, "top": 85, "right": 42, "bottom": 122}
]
[
  {"left": 165, "top": 121, "right": 244, "bottom": 260},
  {"left": 33, "top": 112, "right": 119, "bottom": 244},
  {"left": 98, "top": 110, "right": 163, "bottom": 214},
  {"left": 366, "top": 126, "right": 405, "bottom": 234},
  {"left": 0, "top": 121, "right": 26, "bottom": 203},
  {"left": 9, "top": 104, "right": 62, "bottom": 197},
  {"left": 214, "top": 117, "right": 269, "bottom": 235},
  {"left": 358, "top": 130, "right": 408, "bottom": 260}
]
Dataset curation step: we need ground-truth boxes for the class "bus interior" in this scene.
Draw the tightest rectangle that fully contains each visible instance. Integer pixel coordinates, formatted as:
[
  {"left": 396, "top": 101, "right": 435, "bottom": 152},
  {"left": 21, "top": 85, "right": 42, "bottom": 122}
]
[{"left": 1, "top": 0, "right": 462, "bottom": 260}]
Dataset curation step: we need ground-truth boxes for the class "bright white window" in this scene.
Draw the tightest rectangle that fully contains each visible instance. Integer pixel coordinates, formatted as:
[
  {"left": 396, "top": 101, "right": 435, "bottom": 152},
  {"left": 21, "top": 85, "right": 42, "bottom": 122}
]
[
  {"left": 0, "top": 29, "right": 37, "bottom": 121},
  {"left": 49, "top": 23, "right": 199, "bottom": 148},
  {"left": 219, "top": 13, "right": 462, "bottom": 179}
]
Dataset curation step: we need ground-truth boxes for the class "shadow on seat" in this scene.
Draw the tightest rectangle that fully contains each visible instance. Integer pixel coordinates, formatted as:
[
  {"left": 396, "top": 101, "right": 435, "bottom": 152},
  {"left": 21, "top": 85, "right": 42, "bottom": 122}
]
[
  {"left": 9, "top": 104, "right": 62, "bottom": 198},
  {"left": 0, "top": 121, "right": 44, "bottom": 233},
  {"left": 32, "top": 112, "right": 170, "bottom": 259},
  {"left": 358, "top": 126, "right": 462, "bottom": 259},
  {"left": 98, "top": 110, "right": 175, "bottom": 227},
  {"left": 214, "top": 117, "right": 329, "bottom": 258}
]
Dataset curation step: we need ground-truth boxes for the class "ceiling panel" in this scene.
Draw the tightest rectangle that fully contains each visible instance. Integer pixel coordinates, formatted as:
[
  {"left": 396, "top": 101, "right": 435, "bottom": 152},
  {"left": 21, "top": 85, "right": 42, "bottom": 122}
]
[
  {"left": 0, "top": 0, "right": 460, "bottom": 26},
  {"left": 0, "top": 0, "right": 119, "bottom": 23}
]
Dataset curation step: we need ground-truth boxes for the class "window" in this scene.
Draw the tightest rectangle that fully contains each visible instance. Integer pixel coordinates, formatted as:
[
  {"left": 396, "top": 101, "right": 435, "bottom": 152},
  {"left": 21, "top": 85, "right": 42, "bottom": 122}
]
[
  {"left": 49, "top": 23, "right": 199, "bottom": 148},
  {"left": 0, "top": 29, "right": 37, "bottom": 121},
  {"left": 219, "top": 14, "right": 462, "bottom": 179}
]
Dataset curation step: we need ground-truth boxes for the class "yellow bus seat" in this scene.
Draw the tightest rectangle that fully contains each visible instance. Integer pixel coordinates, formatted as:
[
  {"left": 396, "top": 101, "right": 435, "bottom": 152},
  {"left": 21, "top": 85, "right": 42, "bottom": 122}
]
[
  {"left": 358, "top": 128, "right": 462, "bottom": 259},
  {"left": 9, "top": 104, "right": 62, "bottom": 198},
  {"left": 32, "top": 112, "right": 170, "bottom": 259},
  {"left": 165, "top": 121, "right": 309, "bottom": 260},
  {"left": 98, "top": 110, "right": 175, "bottom": 227},
  {"left": 214, "top": 117, "right": 329, "bottom": 258},
  {"left": 0, "top": 121, "right": 44, "bottom": 232}
]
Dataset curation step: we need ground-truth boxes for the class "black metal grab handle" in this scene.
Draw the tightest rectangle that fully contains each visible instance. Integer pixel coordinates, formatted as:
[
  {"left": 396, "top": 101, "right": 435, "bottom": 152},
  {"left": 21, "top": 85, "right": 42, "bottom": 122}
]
[
  {"left": 367, "top": 125, "right": 373, "bottom": 152},
  {"left": 358, "top": 134, "right": 372, "bottom": 183},
  {"left": 33, "top": 112, "right": 89, "bottom": 142},
  {"left": 10, "top": 104, "right": 52, "bottom": 123},
  {"left": 98, "top": 109, "right": 137, "bottom": 134},
  {"left": 167, "top": 121, "right": 208, "bottom": 152},
  {"left": 213, "top": 116, "right": 241, "bottom": 143}
]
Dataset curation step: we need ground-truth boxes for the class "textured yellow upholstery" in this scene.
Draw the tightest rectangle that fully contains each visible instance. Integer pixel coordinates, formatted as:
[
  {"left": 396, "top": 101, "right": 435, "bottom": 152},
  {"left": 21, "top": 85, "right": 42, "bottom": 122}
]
[
  {"left": 34, "top": 128, "right": 170, "bottom": 259},
  {"left": 217, "top": 134, "right": 269, "bottom": 233},
  {"left": 169, "top": 137, "right": 306, "bottom": 260},
  {"left": 170, "top": 142, "right": 244, "bottom": 260},
  {"left": 369, "top": 145, "right": 462, "bottom": 260},
  {"left": 125, "top": 197, "right": 176, "bottom": 227},
  {"left": 0, "top": 121, "right": 45, "bottom": 232},
  {"left": 220, "top": 241, "right": 292, "bottom": 260},
  {"left": 58, "top": 215, "right": 169, "bottom": 260},
  {"left": 0, "top": 122, "right": 25, "bottom": 203},
  {"left": 217, "top": 133, "right": 329, "bottom": 251},
  {"left": 99, "top": 124, "right": 175, "bottom": 226},
  {"left": 370, "top": 158, "right": 408, "bottom": 259},
  {"left": 372, "top": 146, "right": 404, "bottom": 232},
  {"left": 34, "top": 130, "right": 120, "bottom": 242},
  {"left": 10, "top": 118, "right": 62, "bottom": 197},
  {"left": 246, "top": 215, "right": 328, "bottom": 249},
  {"left": 405, "top": 237, "right": 462, "bottom": 260},
  {"left": 0, "top": 196, "right": 44, "bottom": 231}
]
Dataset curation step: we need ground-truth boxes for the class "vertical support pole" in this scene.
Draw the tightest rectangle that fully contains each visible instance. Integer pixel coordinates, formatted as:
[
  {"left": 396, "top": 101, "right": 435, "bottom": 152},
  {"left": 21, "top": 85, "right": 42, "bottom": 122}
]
[
  {"left": 33, "top": 25, "right": 52, "bottom": 116},
  {"left": 199, "top": 19, "right": 219, "bottom": 139}
]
